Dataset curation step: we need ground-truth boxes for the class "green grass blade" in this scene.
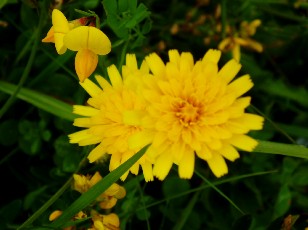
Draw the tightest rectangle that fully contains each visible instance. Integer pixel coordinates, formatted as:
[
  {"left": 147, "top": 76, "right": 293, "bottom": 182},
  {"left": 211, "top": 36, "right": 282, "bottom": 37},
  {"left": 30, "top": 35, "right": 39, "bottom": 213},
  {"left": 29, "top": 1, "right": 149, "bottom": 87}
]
[
  {"left": 0, "top": 81, "right": 77, "bottom": 121},
  {"left": 254, "top": 140, "right": 308, "bottom": 159}
]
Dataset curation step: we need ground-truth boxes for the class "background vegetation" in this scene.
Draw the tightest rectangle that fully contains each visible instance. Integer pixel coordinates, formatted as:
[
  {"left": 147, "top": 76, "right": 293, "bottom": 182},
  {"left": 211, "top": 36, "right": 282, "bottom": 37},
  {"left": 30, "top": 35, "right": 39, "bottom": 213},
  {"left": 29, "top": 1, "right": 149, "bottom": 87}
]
[{"left": 0, "top": 0, "right": 308, "bottom": 229}]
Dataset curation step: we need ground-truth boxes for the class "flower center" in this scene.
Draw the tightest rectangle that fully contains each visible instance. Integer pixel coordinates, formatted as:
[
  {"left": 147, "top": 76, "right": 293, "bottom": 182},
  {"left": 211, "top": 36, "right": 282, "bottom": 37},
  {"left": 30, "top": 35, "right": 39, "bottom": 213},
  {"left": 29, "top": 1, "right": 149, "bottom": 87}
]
[{"left": 174, "top": 98, "right": 202, "bottom": 126}]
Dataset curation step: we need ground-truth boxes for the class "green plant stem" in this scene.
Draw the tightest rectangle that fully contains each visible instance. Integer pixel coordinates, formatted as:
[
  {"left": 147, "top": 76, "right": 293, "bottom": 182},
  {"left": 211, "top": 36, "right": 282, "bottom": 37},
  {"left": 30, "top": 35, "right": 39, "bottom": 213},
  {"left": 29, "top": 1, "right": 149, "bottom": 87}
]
[
  {"left": 173, "top": 190, "right": 200, "bottom": 230},
  {"left": 17, "top": 177, "right": 73, "bottom": 230},
  {"left": 250, "top": 105, "right": 296, "bottom": 144},
  {"left": 117, "top": 36, "right": 130, "bottom": 71},
  {"left": 254, "top": 140, "right": 308, "bottom": 159},
  {"left": 138, "top": 170, "right": 276, "bottom": 211},
  {"left": 17, "top": 156, "right": 88, "bottom": 230},
  {"left": 195, "top": 170, "right": 245, "bottom": 215},
  {"left": 0, "top": 11, "right": 44, "bottom": 119}
]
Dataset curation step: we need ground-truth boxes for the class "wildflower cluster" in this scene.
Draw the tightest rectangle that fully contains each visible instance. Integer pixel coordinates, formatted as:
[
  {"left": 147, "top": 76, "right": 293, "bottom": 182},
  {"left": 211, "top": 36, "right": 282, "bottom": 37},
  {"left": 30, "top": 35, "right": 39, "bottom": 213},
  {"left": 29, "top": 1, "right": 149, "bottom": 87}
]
[
  {"left": 49, "top": 172, "right": 125, "bottom": 230},
  {"left": 44, "top": 7, "right": 264, "bottom": 229},
  {"left": 218, "top": 19, "right": 263, "bottom": 61}
]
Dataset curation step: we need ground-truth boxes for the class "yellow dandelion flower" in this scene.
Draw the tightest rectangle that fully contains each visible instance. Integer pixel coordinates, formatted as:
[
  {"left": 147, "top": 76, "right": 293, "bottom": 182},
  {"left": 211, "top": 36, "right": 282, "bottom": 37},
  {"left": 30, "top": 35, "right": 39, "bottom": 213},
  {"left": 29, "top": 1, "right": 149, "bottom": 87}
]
[
  {"left": 124, "top": 49, "right": 264, "bottom": 180},
  {"left": 68, "top": 54, "right": 154, "bottom": 181}
]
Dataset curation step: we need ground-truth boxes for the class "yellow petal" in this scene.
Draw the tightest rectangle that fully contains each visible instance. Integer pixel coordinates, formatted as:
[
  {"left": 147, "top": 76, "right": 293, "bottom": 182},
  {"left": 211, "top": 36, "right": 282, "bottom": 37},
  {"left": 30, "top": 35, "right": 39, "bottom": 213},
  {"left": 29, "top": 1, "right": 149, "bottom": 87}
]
[
  {"left": 54, "top": 33, "right": 67, "bottom": 54},
  {"left": 178, "top": 150, "right": 195, "bottom": 179},
  {"left": 52, "top": 9, "right": 70, "bottom": 33},
  {"left": 68, "top": 130, "right": 93, "bottom": 143},
  {"left": 49, "top": 210, "right": 63, "bottom": 221},
  {"left": 247, "top": 39, "right": 263, "bottom": 52},
  {"left": 168, "top": 49, "right": 180, "bottom": 65},
  {"left": 88, "top": 27, "right": 111, "bottom": 55},
  {"left": 218, "top": 59, "right": 242, "bottom": 84},
  {"left": 73, "top": 105, "right": 99, "bottom": 116},
  {"left": 219, "top": 144, "right": 240, "bottom": 161},
  {"left": 227, "top": 74, "right": 253, "bottom": 97},
  {"left": 93, "top": 220, "right": 105, "bottom": 230},
  {"left": 114, "top": 186, "right": 126, "bottom": 199},
  {"left": 196, "top": 144, "right": 213, "bottom": 160},
  {"left": 141, "top": 161, "right": 154, "bottom": 182},
  {"left": 234, "top": 37, "right": 249, "bottom": 46},
  {"left": 64, "top": 26, "right": 111, "bottom": 55},
  {"left": 232, "top": 43, "right": 241, "bottom": 62},
  {"left": 89, "top": 171, "right": 102, "bottom": 186},
  {"left": 75, "top": 49, "right": 98, "bottom": 82},
  {"left": 218, "top": 38, "right": 232, "bottom": 51},
  {"left": 153, "top": 153, "right": 173, "bottom": 180},
  {"left": 107, "top": 65, "right": 123, "bottom": 88},
  {"left": 128, "top": 131, "right": 153, "bottom": 149},
  {"left": 232, "top": 113, "right": 264, "bottom": 130},
  {"left": 52, "top": 9, "right": 70, "bottom": 54},
  {"left": 42, "top": 26, "right": 55, "bottom": 43},
  {"left": 206, "top": 152, "right": 228, "bottom": 177},
  {"left": 80, "top": 78, "right": 103, "bottom": 97},
  {"left": 103, "top": 213, "right": 120, "bottom": 227},
  {"left": 123, "top": 110, "right": 143, "bottom": 126},
  {"left": 99, "top": 197, "right": 117, "bottom": 209},
  {"left": 88, "top": 143, "right": 107, "bottom": 163},
  {"left": 228, "top": 134, "right": 259, "bottom": 151},
  {"left": 94, "top": 74, "right": 113, "bottom": 91},
  {"left": 202, "top": 49, "right": 221, "bottom": 64},
  {"left": 145, "top": 53, "right": 166, "bottom": 76}
]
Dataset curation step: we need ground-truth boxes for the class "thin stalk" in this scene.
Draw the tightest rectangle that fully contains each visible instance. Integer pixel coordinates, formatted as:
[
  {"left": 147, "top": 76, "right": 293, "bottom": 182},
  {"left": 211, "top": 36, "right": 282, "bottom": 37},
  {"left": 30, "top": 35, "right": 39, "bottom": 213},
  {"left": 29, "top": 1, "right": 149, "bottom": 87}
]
[
  {"left": 195, "top": 170, "right": 245, "bottom": 215},
  {"left": 16, "top": 177, "right": 73, "bottom": 230},
  {"left": 0, "top": 11, "right": 44, "bottom": 119}
]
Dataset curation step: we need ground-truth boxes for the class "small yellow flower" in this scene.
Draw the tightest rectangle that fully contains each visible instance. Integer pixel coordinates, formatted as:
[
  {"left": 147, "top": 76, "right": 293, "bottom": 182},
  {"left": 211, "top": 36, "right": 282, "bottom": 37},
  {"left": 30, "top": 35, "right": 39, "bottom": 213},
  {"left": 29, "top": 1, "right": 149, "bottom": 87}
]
[
  {"left": 218, "top": 19, "right": 263, "bottom": 61},
  {"left": 64, "top": 26, "right": 111, "bottom": 82},
  {"left": 73, "top": 171, "right": 126, "bottom": 209},
  {"left": 49, "top": 210, "right": 86, "bottom": 230},
  {"left": 68, "top": 54, "right": 154, "bottom": 181},
  {"left": 42, "top": 9, "right": 70, "bottom": 54},
  {"left": 124, "top": 49, "right": 264, "bottom": 180},
  {"left": 89, "top": 211, "right": 120, "bottom": 230},
  {"left": 42, "top": 9, "right": 111, "bottom": 82}
]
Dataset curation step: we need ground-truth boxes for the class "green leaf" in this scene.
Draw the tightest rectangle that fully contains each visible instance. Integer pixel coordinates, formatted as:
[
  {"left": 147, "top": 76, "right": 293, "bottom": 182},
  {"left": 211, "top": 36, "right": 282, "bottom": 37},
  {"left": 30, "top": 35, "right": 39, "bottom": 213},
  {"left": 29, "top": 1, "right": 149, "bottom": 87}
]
[
  {"left": 0, "top": 119, "right": 19, "bottom": 146},
  {"left": 260, "top": 79, "right": 308, "bottom": 108},
  {"left": 48, "top": 144, "right": 150, "bottom": 228},
  {"left": 24, "top": 186, "right": 48, "bottom": 210},
  {"left": 254, "top": 140, "right": 308, "bottom": 159},
  {"left": 118, "top": 0, "right": 128, "bottom": 12},
  {"left": 273, "top": 185, "right": 291, "bottom": 219},
  {"left": 0, "top": 81, "right": 78, "bottom": 121},
  {"left": 102, "top": 0, "right": 118, "bottom": 15},
  {"left": 0, "top": 200, "right": 22, "bottom": 225},
  {"left": 0, "top": 0, "right": 8, "bottom": 9},
  {"left": 162, "top": 177, "right": 190, "bottom": 197},
  {"left": 231, "top": 214, "right": 252, "bottom": 230}
]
